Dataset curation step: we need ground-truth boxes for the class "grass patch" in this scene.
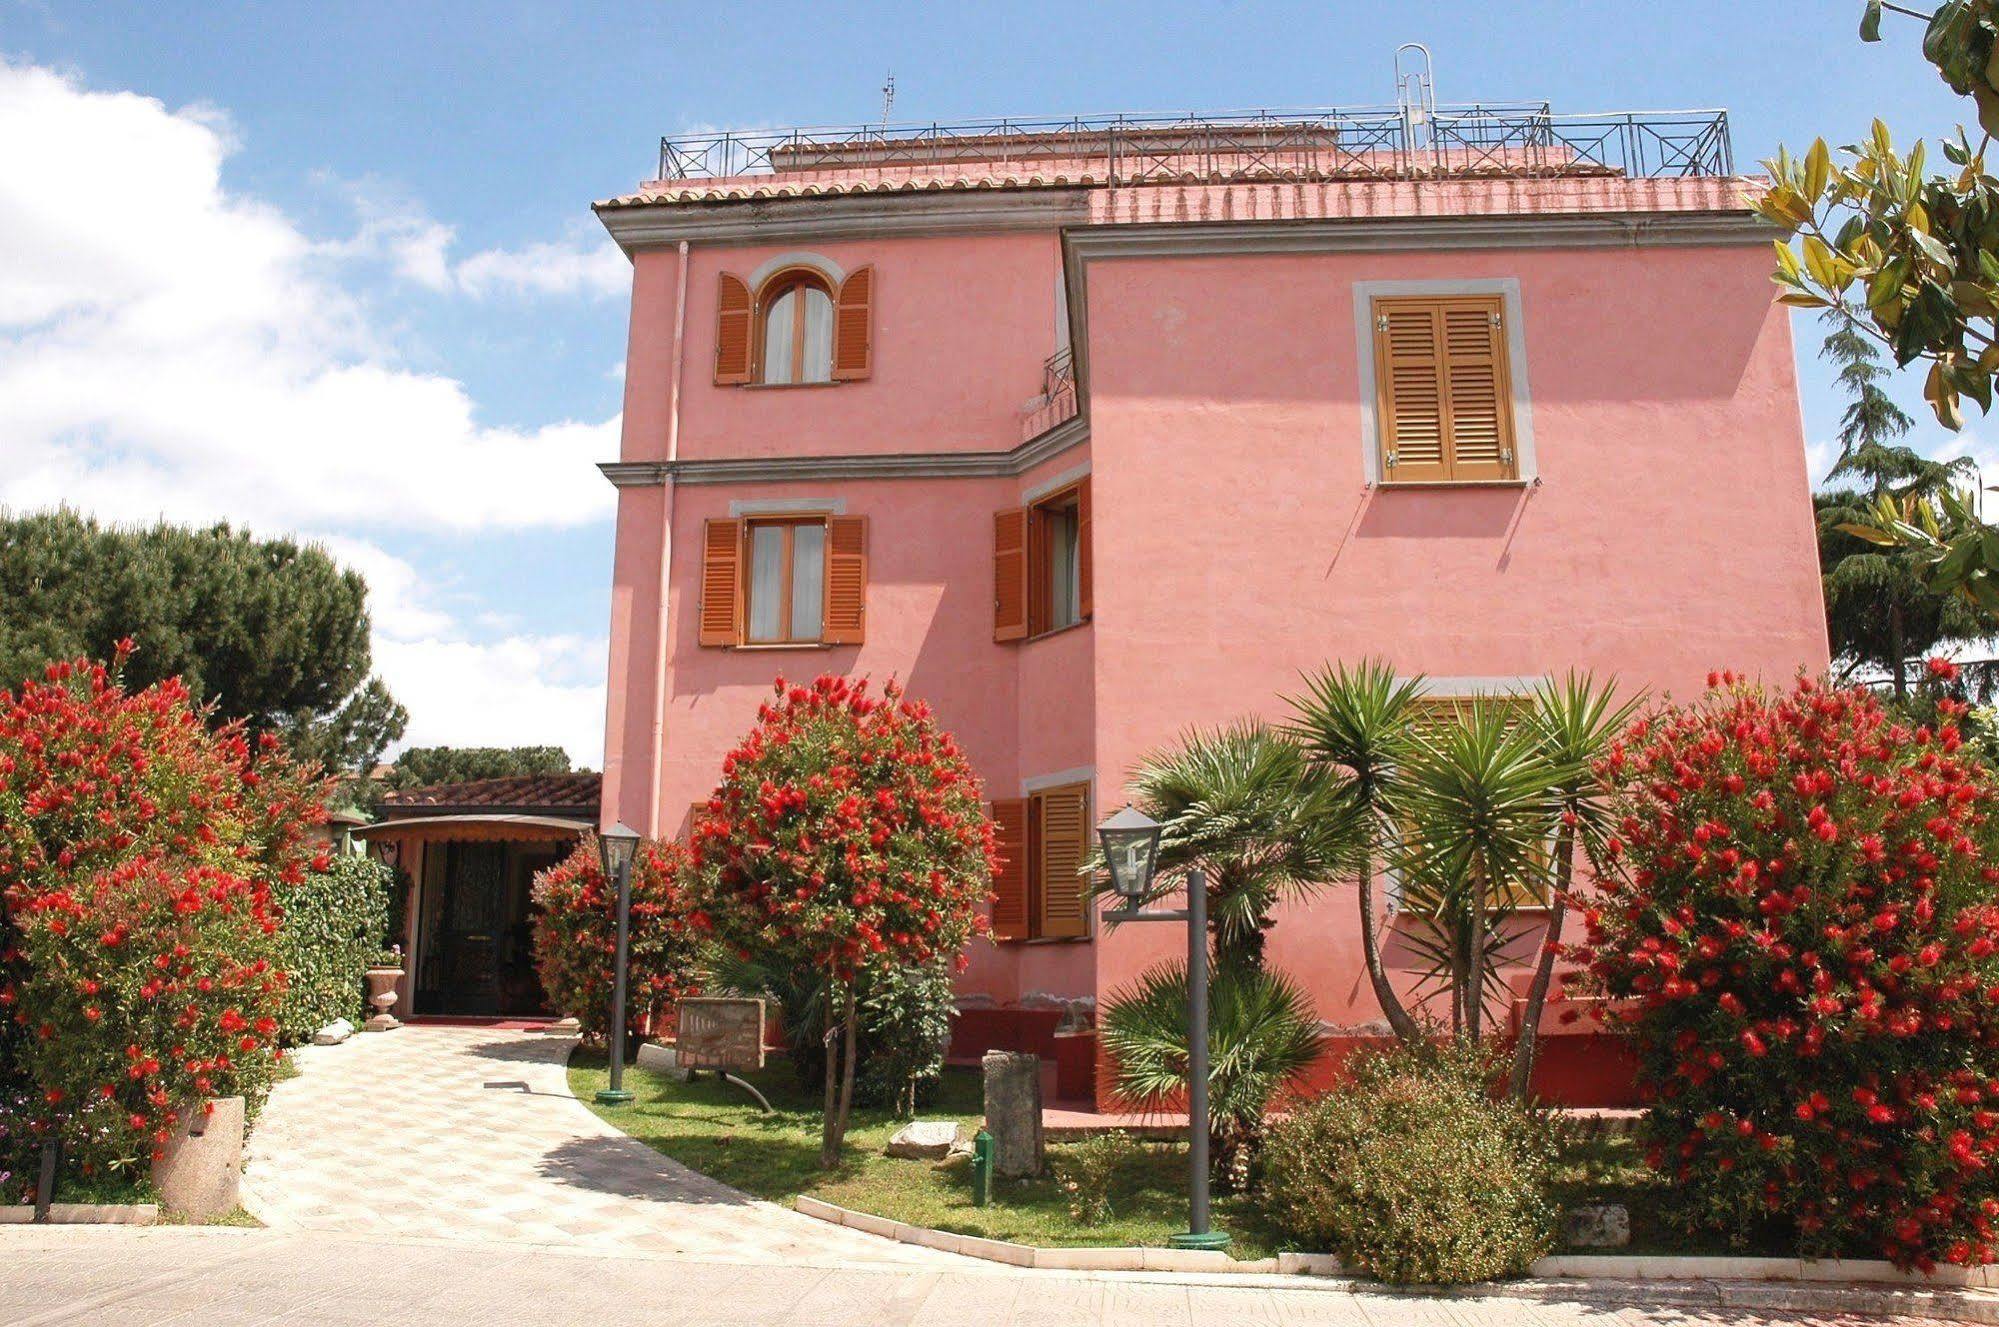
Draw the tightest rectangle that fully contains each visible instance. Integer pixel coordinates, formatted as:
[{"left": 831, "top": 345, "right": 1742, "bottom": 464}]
[{"left": 570, "top": 1052, "right": 1282, "bottom": 1257}]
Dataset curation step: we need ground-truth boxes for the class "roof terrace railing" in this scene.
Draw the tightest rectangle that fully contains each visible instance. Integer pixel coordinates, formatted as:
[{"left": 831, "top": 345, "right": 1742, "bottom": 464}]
[{"left": 655, "top": 104, "right": 1733, "bottom": 186}]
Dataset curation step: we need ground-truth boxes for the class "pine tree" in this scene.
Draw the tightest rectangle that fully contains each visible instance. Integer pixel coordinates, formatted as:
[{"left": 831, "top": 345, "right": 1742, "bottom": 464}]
[{"left": 1813, "top": 317, "right": 1981, "bottom": 696}]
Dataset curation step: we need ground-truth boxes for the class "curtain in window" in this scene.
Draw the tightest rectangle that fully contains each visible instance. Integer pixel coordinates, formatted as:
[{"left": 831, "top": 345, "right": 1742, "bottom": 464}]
[
  {"left": 798, "top": 286, "right": 834, "bottom": 383},
  {"left": 747, "top": 524, "right": 785, "bottom": 642},
  {"left": 790, "top": 523, "right": 825, "bottom": 639},
  {"left": 762, "top": 289, "right": 797, "bottom": 384},
  {"left": 1047, "top": 507, "right": 1079, "bottom": 630}
]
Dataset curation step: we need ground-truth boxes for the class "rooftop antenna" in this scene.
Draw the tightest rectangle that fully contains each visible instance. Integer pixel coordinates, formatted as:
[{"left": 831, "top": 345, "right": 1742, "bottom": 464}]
[
  {"left": 1394, "top": 42, "right": 1435, "bottom": 148},
  {"left": 880, "top": 71, "right": 896, "bottom": 127}
]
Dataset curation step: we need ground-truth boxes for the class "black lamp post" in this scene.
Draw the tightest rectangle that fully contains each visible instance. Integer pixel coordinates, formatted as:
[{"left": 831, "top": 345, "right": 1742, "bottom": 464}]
[
  {"left": 1097, "top": 805, "right": 1229, "bottom": 1252},
  {"left": 595, "top": 821, "right": 643, "bottom": 1107}
]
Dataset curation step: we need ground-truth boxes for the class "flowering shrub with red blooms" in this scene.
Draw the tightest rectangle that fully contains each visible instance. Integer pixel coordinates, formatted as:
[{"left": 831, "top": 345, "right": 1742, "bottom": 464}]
[
  {"left": 0, "top": 651, "right": 327, "bottom": 1193},
  {"left": 691, "top": 675, "right": 996, "bottom": 988},
  {"left": 1573, "top": 667, "right": 1999, "bottom": 1269},
  {"left": 529, "top": 835, "right": 702, "bottom": 1042}
]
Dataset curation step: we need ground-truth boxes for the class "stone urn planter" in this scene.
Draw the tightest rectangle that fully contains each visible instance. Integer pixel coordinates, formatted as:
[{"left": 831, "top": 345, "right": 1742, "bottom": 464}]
[{"left": 365, "top": 949, "right": 404, "bottom": 1032}]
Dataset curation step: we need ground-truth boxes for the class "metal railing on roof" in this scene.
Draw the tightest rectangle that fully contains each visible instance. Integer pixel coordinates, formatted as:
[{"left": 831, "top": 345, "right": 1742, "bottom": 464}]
[{"left": 655, "top": 104, "right": 1733, "bottom": 186}]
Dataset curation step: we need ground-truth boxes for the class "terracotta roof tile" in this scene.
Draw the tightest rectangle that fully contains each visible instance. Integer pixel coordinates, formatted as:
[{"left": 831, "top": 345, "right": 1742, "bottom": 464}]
[{"left": 378, "top": 773, "right": 601, "bottom": 817}]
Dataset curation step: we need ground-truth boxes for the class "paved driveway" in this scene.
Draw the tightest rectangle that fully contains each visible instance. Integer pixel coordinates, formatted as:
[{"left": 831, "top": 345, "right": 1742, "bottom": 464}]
[{"left": 239, "top": 1024, "right": 952, "bottom": 1265}]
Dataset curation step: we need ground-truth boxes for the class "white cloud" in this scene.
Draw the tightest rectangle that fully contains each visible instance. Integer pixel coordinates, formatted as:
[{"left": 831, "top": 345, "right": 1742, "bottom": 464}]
[
  {"left": 0, "top": 59, "right": 616, "bottom": 533},
  {"left": 454, "top": 232, "right": 630, "bottom": 300}
]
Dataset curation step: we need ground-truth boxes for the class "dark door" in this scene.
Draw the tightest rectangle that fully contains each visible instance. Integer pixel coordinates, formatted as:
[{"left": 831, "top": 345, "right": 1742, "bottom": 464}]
[{"left": 434, "top": 843, "right": 507, "bottom": 1015}]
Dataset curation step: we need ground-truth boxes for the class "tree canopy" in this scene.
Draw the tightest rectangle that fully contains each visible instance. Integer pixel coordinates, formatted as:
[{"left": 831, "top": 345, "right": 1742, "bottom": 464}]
[
  {"left": 380, "top": 745, "right": 576, "bottom": 788},
  {"left": 0, "top": 509, "right": 405, "bottom": 772}
]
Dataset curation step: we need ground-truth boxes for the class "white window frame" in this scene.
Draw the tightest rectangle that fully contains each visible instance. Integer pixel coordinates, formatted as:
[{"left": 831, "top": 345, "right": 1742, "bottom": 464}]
[{"left": 1352, "top": 278, "right": 1539, "bottom": 487}]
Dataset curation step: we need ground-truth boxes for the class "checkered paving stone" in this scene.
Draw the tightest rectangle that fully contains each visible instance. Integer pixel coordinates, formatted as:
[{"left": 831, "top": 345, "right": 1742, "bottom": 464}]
[{"left": 240, "top": 1025, "right": 956, "bottom": 1264}]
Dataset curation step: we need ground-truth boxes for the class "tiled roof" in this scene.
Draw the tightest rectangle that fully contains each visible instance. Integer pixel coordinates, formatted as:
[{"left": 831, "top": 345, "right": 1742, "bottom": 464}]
[{"left": 378, "top": 773, "right": 601, "bottom": 817}]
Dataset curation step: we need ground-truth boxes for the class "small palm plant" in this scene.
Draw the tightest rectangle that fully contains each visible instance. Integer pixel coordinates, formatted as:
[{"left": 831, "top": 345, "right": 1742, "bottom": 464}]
[
  {"left": 1507, "top": 673, "right": 1642, "bottom": 1098},
  {"left": 1284, "top": 659, "right": 1427, "bottom": 1042},
  {"left": 1118, "top": 721, "right": 1362, "bottom": 976},
  {"left": 1100, "top": 961, "right": 1321, "bottom": 1187},
  {"left": 1392, "top": 697, "right": 1562, "bottom": 1042}
]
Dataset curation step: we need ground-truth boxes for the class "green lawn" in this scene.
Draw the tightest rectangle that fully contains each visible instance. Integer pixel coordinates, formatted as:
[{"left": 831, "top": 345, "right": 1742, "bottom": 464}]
[{"left": 569, "top": 1052, "right": 1285, "bottom": 1257}]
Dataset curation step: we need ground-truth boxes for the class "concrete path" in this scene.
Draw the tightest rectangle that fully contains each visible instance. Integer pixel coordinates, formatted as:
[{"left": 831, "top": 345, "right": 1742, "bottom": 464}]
[
  {"left": 0, "top": 1226, "right": 1958, "bottom": 1327},
  {"left": 239, "top": 1024, "right": 952, "bottom": 1265}
]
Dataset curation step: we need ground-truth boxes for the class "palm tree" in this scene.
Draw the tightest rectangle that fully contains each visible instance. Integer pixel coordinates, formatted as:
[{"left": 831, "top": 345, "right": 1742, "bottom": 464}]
[
  {"left": 1100, "top": 962, "right": 1321, "bottom": 1187},
  {"left": 1118, "top": 721, "right": 1362, "bottom": 976},
  {"left": 1284, "top": 659, "right": 1426, "bottom": 1042},
  {"left": 1392, "top": 696, "right": 1562, "bottom": 1043},
  {"left": 1506, "top": 673, "right": 1642, "bottom": 1099},
  {"left": 1816, "top": 319, "right": 1982, "bottom": 696}
]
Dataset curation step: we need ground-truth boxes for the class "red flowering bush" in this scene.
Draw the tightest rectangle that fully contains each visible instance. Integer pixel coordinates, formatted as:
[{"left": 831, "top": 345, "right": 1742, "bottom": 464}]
[
  {"left": 1575, "top": 670, "right": 1999, "bottom": 1269},
  {"left": 691, "top": 674, "right": 995, "bottom": 1161},
  {"left": 0, "top": 651, "right": 325, "bottom": 1192},
  {"left": 530, "top": 834, "right": 702, "bottom": 1042}
]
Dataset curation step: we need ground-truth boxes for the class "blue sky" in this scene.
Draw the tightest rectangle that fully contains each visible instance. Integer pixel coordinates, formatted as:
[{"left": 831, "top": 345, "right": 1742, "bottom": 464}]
[{"left": 0, "top": 1, "right": 1981, "bottom": 765}]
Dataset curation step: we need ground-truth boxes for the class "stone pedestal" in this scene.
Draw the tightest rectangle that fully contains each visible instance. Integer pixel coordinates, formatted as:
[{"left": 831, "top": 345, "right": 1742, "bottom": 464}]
[
  {"left": 151, "top": 1096, "right": 243, "bottom": 1222},
  {"left": 364, "top": 968, "right": 402, "bottom": 1032},
  {"left": 981, "top": 1050, "right": 1044, "bottom": 1178}
]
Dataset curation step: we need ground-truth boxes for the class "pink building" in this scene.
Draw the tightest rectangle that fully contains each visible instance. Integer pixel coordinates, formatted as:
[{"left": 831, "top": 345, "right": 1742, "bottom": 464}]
[{"left": 592, "top": 106, "right": 1829, "bottom": 1106}]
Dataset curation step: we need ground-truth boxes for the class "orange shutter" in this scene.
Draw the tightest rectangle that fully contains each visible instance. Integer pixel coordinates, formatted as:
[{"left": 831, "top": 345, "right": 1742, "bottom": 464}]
[
  {"left": 1036, "top": 783, "right": 1091, "bottom": 939},
  {"left": 1075, "top": 476, "right": 1093, "bottom": 621},
  {"left": 1374, "top": 299, "right": 1450, "bottom": 483},
  {"left": 715, "top": 273, "right": 752, "bottom": 385},
  {"left": 989, "top": 799, "right": 1030, "bottom": 941},
  {"left": 831, "top": 265, "right": 874, "bottom": 381},
  {"left": 822, "top": 515, "right": 868, "bottom": 645},
  {"left": 993, "top": 508, "right": 1029, "bottom": 642},
  {"left": 698, "top": 518, "right": 744, "bottom": 646},
  {"left": 1440, "top": 298, "right": 1516, "bottom": 481}
]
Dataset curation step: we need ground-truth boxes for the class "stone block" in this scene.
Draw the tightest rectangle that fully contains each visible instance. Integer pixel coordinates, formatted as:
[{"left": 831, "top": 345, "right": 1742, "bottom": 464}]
[
  {"left": 311, "top": 1018, "right": 354, "bottom": 1046},
  {"left": 884, "top": 1120, "right": 963, "bottom": 1160},
  {"left": 151, "top": 1096, "right": 243, "bottom": 1222},
  {"left": 1562, "top": 1202, "right": 1631, "bottom": 1248},
  {"left": 981, "top": 1050, "right": 1044, "bottom": 1178},
  {"left": 636, "top": 1041, "right": 689, "bottom": 1081}
]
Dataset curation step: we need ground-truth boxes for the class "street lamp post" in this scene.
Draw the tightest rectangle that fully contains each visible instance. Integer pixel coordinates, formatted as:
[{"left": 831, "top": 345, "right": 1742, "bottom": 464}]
[
  {"left": 595, "top": 822, "right": 643, "bottom": 1107},
  {"left": 1097, "top": 805, "right": 1229, "bottom": 1252}
]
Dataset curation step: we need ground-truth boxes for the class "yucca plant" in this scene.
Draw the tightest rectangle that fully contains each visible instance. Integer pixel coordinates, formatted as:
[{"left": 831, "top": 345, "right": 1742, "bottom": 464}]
[
  {"left": 1284, "top": 659, "right": 1427, "bottom": 1042},
  {"left": 1506, "top": 673, "right": 1642, "bottom": 1098},
  {"left": 1116, "top": 721, "right": 1363, "bottom": 976},
  {"left": 1100, "top": 961, "right": 1321, "bottom": 1187},
  {"left": 1393, "top": 696, "right": 1563, "bottom": 1042}
]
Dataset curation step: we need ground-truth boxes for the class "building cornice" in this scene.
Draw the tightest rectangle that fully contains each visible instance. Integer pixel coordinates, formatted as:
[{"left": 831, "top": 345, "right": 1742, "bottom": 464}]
[
  {"left": 1063, "top": 210, "right": 1771, "bottom": 259},
  {"left": 599, "top": 414, "right": 1088, "bottom": 487},
  {"left": 595, "top": 188, "right": 1091, "bottom": 253}
]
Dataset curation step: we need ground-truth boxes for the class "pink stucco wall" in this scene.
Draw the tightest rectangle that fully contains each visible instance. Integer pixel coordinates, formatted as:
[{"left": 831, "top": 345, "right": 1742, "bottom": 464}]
[{"left": 598, "top": 187, "right": 1828, "bottom": 1090}]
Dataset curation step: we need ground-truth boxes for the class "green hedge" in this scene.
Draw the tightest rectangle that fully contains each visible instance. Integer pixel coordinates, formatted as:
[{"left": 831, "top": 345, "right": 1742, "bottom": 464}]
[{"left": 273, "top": 854, "right": 393, "bottom": 1043}]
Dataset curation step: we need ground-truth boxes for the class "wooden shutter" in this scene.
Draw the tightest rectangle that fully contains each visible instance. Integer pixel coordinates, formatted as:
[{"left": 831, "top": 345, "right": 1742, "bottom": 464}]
[
  {"left": 1075, "top": 476, "right": 1093, "bottom": 621},
  {"left": 989, "top": 799, "right": 1030, "bottom": 941},
  {"left": 822, "top": 516, "right": 868, "bottom": 645},
  {"left": 1374, "top": 300, "right": 1450, "bottom": 482},
  {"left": 831, "top": 265, "right": 874, "bottom": 381},
  {"left": 1036, "top": 783, "right": 1091, "bottom": 939},
  {"left": 715, "top": 273, "right": 752, "bottom": 385},
  {"left": 1373, "top": 295, "right": 1517, "bottom": 483},
  {"left": 993, "top": 508, "right": 1029, "bottom": 642},
  {"left": 698, "top": 518, "right": 743, "bottom": 646},
  {"left": 1440, "top": 298, "right": 1516, "bottom": 481}
]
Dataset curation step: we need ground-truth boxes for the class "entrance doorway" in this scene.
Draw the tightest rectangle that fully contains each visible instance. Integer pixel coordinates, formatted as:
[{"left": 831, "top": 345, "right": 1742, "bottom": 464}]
[{"left": 413, "top": 839, "right": 561, "bottom": 1016}]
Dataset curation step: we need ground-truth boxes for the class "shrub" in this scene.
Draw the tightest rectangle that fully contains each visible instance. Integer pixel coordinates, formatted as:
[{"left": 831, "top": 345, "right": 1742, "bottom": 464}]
[
  {"left": 1054, "top": 1131, "right": 1142, "bottom": 1225},
  {"left": 0, "top": 652, "right": 325, "bottom": 1192},
  {"left": 1259, "top": 1040, "right": 1561, "bottom": 1285},
  {"left": 853, "top": 961, "right": 955, "bottom": 1115},
  {"left": 692, "top": 674, "right": 994, "bottom": 1162},
  {"left": 271, "top": 854, "right": 392, "bottom": 1043},
  {"left": 1575, "top": 672, "right": 1999, "bottom": 1270},
  {"left": 530, "top": 834, "right": 702, "bottom": 1043}
]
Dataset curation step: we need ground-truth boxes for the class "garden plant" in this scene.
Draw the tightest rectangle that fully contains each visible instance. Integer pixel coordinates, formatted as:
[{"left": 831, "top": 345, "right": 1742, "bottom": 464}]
[
  {"left": 691, "top": 674, "right": 994, "bottom": 1165},
  {"left": 270, "top": 853, "right": 394, "bottom": 1043},
  {"left": 1577, "top": 668, "right": 1999, "bottom": 1269},
  {"left": 530, "top": 832, "right": 703, "bottom": 1044},
  {"left": 0, "top": 649, "right": 325, "bottom": 1195}
]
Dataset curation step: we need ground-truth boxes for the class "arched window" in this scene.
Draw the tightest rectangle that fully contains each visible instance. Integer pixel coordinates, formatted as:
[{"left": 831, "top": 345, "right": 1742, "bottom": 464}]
[{"left": 756, "top": 270, "right": 835, "bottom": 385}]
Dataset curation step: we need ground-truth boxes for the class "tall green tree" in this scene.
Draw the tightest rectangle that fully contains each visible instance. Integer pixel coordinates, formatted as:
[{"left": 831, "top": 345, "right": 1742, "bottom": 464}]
[
  {"left": 1813, "top": 321, "right": 1983, "bottom": 693},
  {"left": 0, "top": 510, "right": 405, "bottom": 770},
  {"left": 381, "top": 745, "right": 576, "bottom": 788}
]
